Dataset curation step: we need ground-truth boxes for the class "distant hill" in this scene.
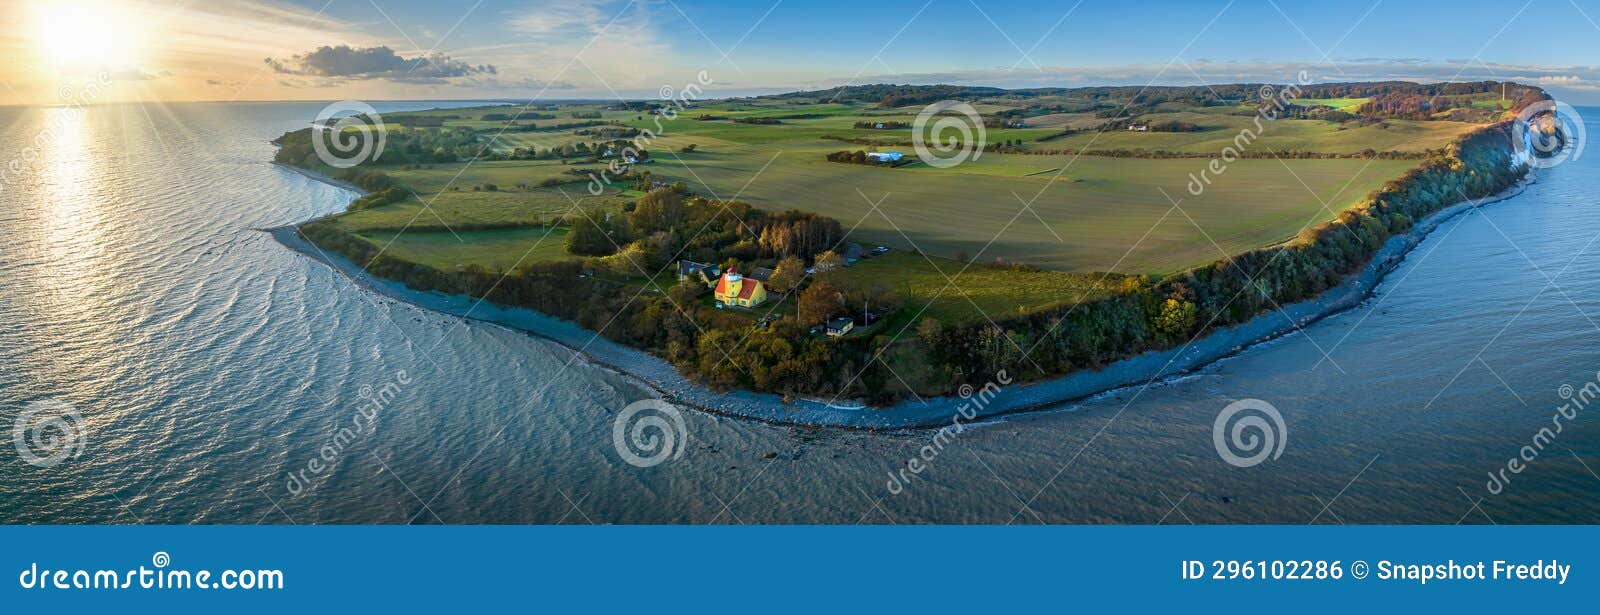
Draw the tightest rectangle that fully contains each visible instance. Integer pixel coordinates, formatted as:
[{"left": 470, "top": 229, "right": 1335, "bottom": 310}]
[{"left": 766, "top": 80, "right": 1548, "bottom": 111}]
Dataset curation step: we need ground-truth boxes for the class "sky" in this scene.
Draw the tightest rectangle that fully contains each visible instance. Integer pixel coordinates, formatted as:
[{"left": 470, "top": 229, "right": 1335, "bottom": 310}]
[{"left": 5, "top": 0, "right": 1600, "bottom": 106}]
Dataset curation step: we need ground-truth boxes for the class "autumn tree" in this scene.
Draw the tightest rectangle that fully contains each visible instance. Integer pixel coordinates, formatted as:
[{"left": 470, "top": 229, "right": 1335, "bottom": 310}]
[
  {"left": 758, "top": 210, "right": 841, "bottom": 257},
  {"left": 629, "top": 187, "right": 686, "bottom": 236},
  {"left": 767, "top": 255, "right": 806, "bottom": 292},
  {"left": 797, "top": 280, "right": 846, "bottom": 326},
  {"left": 814, "top": 250, "right": 844, "bottom": 274},
  {"left": 566, "top": 215, "right": 621, "bottom": 256}
]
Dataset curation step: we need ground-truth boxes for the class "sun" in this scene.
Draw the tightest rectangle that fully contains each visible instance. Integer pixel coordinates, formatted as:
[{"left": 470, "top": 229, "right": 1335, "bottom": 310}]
[{"left": 32, "top": 0, "right": 147, "bottom": 70}]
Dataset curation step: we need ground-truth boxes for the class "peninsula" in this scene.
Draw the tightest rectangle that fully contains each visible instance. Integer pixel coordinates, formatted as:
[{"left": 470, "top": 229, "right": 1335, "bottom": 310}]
[{"left": 271, "top": 81, "right": 1543, "bottom": 425}]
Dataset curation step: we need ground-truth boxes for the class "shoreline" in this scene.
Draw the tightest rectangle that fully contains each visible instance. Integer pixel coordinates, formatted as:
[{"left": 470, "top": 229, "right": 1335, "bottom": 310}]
[
  {"left": 268, "top": 162, "right": 1532, "bottom": 430},
  {"left": 273, "top": 161, "right": 367, "bottom": 194}
]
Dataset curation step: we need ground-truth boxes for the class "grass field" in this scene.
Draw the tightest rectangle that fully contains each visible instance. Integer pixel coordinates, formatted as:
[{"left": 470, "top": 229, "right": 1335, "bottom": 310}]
[
  {"left": 324, "top": 158, "right": 630, "bottom": 235},
  {"left": 1296, "top": 97, "right": 1370, "bottom": 111},
  {"left": 1029, "top": 110, "right": 1475, "bottom": 154},
  {"left": 328, "top": 186, "right": 624, "bottom": 232},
  {"left": 357, "top": 227, "right": 573, "bottom": 273},
  {"left": 648, "top": 142, "right": 1415, "bottom": 273},
  {"left": 382, "top": 159, "right": 582, "bottom": 193},
  {"left": 833, "top": 251, "right": 1119, "bottom": 324},
  {"left": 345, "top": 94, "right": 1481, "bottom": 279}
]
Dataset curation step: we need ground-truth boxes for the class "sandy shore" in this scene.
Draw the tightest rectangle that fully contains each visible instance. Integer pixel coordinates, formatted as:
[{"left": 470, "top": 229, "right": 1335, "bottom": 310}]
[{"left": 268, "top": 163, "right": 1531, "bottom": 430}]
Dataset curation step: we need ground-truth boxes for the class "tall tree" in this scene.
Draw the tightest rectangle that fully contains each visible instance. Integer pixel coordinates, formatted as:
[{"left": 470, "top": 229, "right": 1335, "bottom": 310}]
[
  {"left": 798, "top": 280, "right": 846, "bottom": 326},
  {"left": 767, "top": 255, "right": 806, "bottom": 292},
  {"left": 629, "top": 187, "right": 686, "bottom": 236}
]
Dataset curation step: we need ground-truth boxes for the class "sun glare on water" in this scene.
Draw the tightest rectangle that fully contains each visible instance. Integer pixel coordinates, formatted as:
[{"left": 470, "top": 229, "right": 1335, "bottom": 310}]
[{"left": 32, "top": 1, "right": 148, "bottom": 71}]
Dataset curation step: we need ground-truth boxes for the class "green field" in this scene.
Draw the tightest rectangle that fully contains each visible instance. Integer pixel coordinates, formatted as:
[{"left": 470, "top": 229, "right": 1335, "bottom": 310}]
[
  {"left": 1296, "top": 97, "right": 1370, "bottom": 111},
  {"left": 647, "top": 143, "right": 1414, "bottom": 273},
  {"left": 330, "top": 91, "right": 1482, "bottom": 284},
  {"left": 325, "top": 165, "right": 628, "bottom": 234},
  {"left": 833, "top": 251, "right": 1120, "bottom": 323},
  {"left": 1028, "top": 110, "right": 1475, "bottom": 154},
  {"left": 358, "top": 227, "right": 573, "bottom": 273}
]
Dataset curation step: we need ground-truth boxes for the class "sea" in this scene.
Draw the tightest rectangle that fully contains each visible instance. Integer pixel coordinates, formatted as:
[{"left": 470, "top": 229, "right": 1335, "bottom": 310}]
[{"left": 1, "top": 100, "right": 1596, "bottom": 523}]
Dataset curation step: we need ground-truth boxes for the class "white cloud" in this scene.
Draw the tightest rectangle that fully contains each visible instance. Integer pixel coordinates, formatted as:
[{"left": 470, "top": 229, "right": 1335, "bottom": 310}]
[
  {"left": 486, "top": 0, "right": 679, "bottom": 98},
  {"left": 507, "top": 0, "right": 608, "bottom": 37}
]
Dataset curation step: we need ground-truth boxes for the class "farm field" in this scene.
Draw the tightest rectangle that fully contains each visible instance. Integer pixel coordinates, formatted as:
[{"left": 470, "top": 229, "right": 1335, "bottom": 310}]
[
  {"left": 1296, "top": 97, "right": 1370, "bottom": 111},
  {"left": 648, "top": 144, "right": 1415, "bottom": 273},
  {"left": 1026, "top": 111, "right": 1477, "bottom": 154},
  {"left": 357, "top": 227, "right": 572, "bottom": 273},
  {"left": 326, "top": 188, "right": 624, "bottom": 232},
  {"left": 386, "top": 159, "right": 580, "bottom": 193},
  {"left": 325, "top": 85, "right": 1501, "bottom": 281},
  {"left": 832, "top": 251, "right": 1122, "bottom": 324}
]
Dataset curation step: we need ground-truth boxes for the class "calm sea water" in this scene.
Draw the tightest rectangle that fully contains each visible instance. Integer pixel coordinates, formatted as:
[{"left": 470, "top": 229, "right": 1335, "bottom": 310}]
[{"left": 1, "top": 102, "right": 1596, "bottom": 524}]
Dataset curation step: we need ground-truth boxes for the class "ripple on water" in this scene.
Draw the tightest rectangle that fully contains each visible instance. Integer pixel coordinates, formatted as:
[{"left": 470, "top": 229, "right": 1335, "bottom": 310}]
[{"left": 1, "top": 103, "right": 1598, "bottom": 523}]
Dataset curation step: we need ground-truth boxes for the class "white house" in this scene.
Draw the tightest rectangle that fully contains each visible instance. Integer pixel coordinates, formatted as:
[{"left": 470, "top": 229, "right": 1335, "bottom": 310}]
[{"left": 825, "top": 317, "right": 855, "bottom": 337}]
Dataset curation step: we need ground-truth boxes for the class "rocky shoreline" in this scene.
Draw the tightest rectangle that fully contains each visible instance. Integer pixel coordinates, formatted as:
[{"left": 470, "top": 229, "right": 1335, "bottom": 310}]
[{"left": 267, "top": 162, "right": 1531, "bottom": 430}]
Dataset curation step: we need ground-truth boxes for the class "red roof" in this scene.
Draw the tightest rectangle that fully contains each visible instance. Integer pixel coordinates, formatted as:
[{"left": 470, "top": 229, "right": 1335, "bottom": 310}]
[{"left": 715, "top": 272, "right": 761, "bottom": 300}]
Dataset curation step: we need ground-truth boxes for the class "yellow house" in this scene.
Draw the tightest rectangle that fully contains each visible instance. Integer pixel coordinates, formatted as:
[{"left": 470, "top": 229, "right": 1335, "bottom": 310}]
[{"left": 714, "top": 267, "right": 771, "bottom": 308}]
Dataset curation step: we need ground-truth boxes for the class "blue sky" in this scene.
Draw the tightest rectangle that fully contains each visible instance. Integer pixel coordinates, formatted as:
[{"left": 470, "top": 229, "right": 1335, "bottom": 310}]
[{"left": 8, "top": 0, "right": 1600, "bottom": 104}]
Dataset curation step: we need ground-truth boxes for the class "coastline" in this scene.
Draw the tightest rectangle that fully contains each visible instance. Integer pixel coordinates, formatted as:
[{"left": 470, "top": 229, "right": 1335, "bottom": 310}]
[
  {"left": 268, "top": 163, "right": 1532, "bottom": 430},
  {"left": 273, "top": 161, "right": 367, "bottom": 194}
]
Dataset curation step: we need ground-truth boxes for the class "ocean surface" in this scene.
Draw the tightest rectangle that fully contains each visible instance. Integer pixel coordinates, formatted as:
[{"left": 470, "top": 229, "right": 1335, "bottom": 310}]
[{"left": 1, "top": 101, "right": 1597, "bottom": 524}]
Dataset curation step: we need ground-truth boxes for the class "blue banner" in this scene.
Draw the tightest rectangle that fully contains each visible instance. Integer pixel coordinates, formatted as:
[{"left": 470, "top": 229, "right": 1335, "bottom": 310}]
[{"left": 3, "top": 526, "right": 1595, "bottom": 612}]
